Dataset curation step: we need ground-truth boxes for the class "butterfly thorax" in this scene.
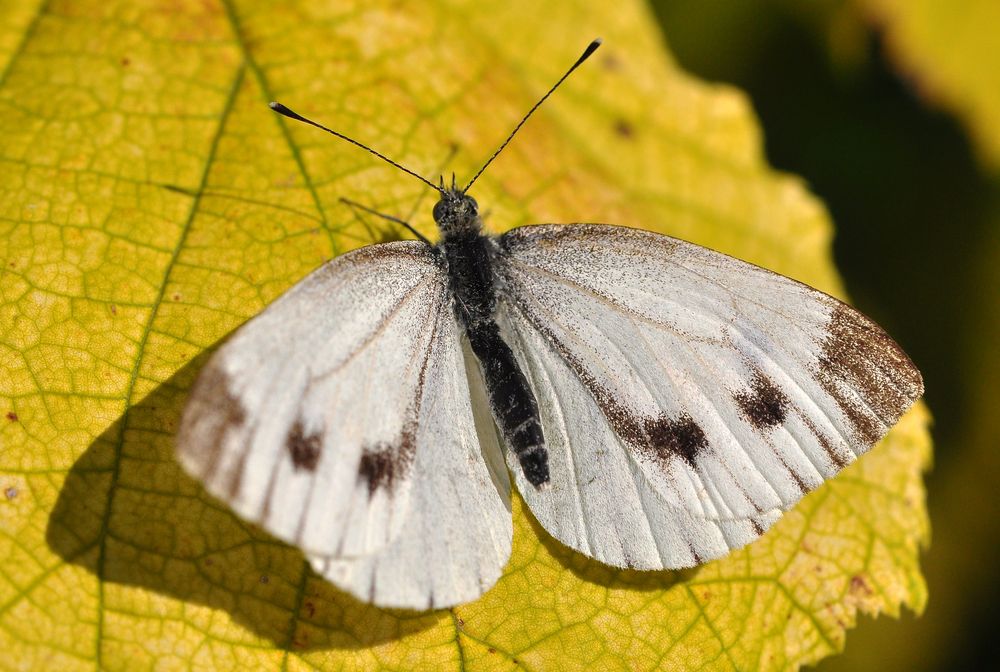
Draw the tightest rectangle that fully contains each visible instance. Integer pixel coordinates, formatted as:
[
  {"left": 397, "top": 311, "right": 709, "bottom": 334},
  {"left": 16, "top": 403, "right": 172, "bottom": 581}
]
[{"left": 433, "top": 189, "right": 496, "bottom": 330}]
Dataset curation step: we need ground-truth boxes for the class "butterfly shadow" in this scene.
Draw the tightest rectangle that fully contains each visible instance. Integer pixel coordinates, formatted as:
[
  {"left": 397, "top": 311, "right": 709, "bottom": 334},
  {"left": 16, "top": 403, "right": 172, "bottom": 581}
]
[
  {"left": 46, "top": 349, "right": 444, "bottom": 653},
  {"left": 520, "top": 497, "right": 699, "bottom": 594}
]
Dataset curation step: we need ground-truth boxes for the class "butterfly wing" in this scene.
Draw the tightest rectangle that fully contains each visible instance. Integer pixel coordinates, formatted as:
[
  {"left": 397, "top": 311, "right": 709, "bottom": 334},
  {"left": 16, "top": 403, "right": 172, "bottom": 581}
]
[
  {"left": 311, "top": 341, "right": 512, "bottom": 609},
  {"left": 495, "top": 224, "right": 923, "bottom": 569},
  {"left": 178, "top": 241, "right": 511, "bottom": 595}
]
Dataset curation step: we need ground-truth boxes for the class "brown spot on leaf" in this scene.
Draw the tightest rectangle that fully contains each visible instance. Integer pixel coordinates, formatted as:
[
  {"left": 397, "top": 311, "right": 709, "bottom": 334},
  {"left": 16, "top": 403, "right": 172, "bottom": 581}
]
[
  {"left": 5, "top": 411, "right": 17, "bottom": 422},
  {"left": 5, "top": 487, "right": 17, "bottom": 500},
  {"left": 818, "top": 302, "right": 923, "bottom": 446},
  {"left": 602, "top": 53, "right": 623, "bottom": 70},
  {"left": 613, "top": 118, "right": 634, "bottom": 138},
  {"left": 734, "top": 372, "right": 788, "bottom": 430},
  {"left": 287, "top": 420, "right": 322, "bottom": 472},
  {"left": 643, "top": 413, "right": 708, "bottom": 467},
  {"left": 850, "top": 574, "right": 873, "bottom": 597}
]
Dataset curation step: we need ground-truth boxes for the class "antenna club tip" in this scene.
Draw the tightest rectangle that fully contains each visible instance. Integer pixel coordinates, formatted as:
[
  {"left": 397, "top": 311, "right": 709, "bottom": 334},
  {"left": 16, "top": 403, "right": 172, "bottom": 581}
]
[{"left": 269, "top": 101, "right": 306, "bottom": 123}]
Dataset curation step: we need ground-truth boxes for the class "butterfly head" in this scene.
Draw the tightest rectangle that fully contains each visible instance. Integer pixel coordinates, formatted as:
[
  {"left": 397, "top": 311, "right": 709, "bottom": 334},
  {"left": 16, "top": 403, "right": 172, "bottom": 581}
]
[{"left": 432, "top": 188, "right": 481, "bottom": 238}]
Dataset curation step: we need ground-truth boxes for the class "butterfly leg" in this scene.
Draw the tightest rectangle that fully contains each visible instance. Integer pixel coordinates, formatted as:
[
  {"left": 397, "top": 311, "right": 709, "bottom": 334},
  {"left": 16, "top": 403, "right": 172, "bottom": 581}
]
[{"left": 339, "top": 198, "right": 435, "bottom": 247}]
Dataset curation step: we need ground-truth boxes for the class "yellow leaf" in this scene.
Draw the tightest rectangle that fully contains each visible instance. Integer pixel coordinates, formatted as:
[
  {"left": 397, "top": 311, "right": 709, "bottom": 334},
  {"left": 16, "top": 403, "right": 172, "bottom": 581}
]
[
  {"left": 854, "top": 0, "right": 1000, "bottom": 170},
  {"left": 1, "top": 1, "right": 931, "bottom": 670}
]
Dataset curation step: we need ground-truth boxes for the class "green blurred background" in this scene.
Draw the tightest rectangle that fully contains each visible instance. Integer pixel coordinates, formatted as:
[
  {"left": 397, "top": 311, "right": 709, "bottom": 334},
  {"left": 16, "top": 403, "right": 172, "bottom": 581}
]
[{"left": 651, "top": 1, "right": 1000, "bottom": 670}]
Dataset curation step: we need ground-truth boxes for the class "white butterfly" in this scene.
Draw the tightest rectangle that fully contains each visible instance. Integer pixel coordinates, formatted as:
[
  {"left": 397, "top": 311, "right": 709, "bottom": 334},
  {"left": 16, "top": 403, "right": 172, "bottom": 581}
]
[{"left": 176, "top": 40, "right": 923, "bottom": 609}]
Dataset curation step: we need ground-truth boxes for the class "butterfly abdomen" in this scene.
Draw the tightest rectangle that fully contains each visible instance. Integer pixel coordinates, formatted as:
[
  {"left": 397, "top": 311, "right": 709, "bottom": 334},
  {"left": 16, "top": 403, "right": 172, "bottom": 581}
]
[
  {"left": 467, "top": 321, "right": 549, "bottom": 487},
  {"left": 440, "top": 228, "right": 550, "bottom": 488}
]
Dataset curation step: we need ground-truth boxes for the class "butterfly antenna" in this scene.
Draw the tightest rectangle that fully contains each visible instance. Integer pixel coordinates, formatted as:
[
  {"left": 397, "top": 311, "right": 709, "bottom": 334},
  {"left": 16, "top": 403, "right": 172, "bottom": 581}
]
[
  {"left": 463, "top": 38, "right": 602, "bottom": 193},
  {"left": 269, "top": 102, "right": 444, "bottom": 194}
]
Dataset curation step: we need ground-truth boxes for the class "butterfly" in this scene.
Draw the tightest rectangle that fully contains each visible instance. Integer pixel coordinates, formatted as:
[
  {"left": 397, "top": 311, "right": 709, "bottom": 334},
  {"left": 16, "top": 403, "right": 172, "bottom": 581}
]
[{"left": 176, "top": 39, "right": 923, "bottom": 609}]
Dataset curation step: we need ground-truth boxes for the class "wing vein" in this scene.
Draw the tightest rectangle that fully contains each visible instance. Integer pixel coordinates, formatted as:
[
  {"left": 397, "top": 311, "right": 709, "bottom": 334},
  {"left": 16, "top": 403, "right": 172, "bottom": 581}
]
[
  {"left": 306, "top": 274, "right": 439, "bottom": 389},
  {"left": 512, "top": 250, "right": 857, "bottom": 471},
  {"left": 625, "top": 299, "right": 786, "bottom": 515},
  {"left": 666, "top": 255, "right": 907, "bottom": 419},
  {"left": 331, "top": 282, "right": 446, "bottom": 557},
  {"left": 506, "top": 268, "right": 781, "bottom": 519},
  {"left": 505, "top": 306, "right": 595, "bottom": 557}
]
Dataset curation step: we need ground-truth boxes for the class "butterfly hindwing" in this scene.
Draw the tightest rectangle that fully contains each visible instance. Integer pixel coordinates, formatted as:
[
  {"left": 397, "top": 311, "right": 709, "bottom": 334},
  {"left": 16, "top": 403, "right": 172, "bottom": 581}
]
[
  {"left": 495, "top": 224, "right": 922, "bottom": 569},
  {"left": 311, "top": 338, "right": 512, "bottom": 609}
]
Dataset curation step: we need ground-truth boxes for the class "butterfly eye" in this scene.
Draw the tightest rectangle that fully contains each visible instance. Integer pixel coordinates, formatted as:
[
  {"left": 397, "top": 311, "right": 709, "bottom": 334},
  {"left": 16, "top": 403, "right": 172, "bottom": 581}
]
[
  {"left": 432, "top": 200, "right": 447, "bottom": 222},
  {"left": 467, "top": 196, "right": 478, "bottom": 212}
]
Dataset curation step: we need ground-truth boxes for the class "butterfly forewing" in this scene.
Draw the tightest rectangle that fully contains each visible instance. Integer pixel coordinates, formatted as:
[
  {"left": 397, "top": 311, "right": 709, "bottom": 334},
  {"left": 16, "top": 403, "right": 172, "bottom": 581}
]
[
  {"left": 495, "top": 224, "right": 922, "bottom": 569},
  {"left": 179, "top": 242, "right": 462, "bottom": 560}
]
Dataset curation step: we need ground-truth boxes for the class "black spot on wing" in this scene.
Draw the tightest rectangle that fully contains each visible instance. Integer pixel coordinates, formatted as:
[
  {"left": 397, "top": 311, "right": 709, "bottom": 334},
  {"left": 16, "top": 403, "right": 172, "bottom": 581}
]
[
  {"left": 358, "top": 444, "right": 397, "bottom": 494},
  {"left": 287, "top": 420, "right": 322, "bottom": 472},
  {"left": 498, "top": 289, "right": 712, "bottom": 471},
  {"left": 354, "top": 293, "right": 442, "bottom": 498},
  {"left": 734, "top": 372, "right": 788, "bottom": 430},
  {"left": 642, "top": 413, "right": 709, "bottom": 468},
  {"left": 358, "top": 421, "right": 417, "bottom": 496},
  {"left": 818, "top": 301, "right": 923, "bottom": 446}
]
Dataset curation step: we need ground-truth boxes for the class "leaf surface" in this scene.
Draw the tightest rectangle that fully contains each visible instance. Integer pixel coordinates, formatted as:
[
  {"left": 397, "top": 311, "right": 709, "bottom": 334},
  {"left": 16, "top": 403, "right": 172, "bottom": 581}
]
[
  {"left": 0, "top": 1, "right": 930, "bottom": 670},
  {"left": 855, "top": 0, "right": 1000, "bottom": 169}
]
